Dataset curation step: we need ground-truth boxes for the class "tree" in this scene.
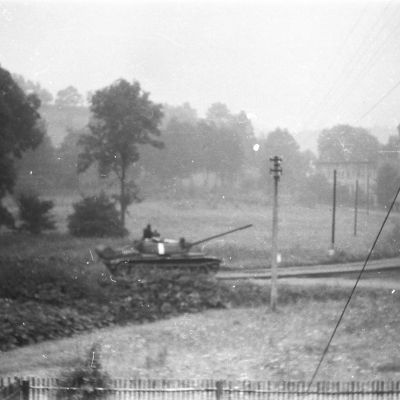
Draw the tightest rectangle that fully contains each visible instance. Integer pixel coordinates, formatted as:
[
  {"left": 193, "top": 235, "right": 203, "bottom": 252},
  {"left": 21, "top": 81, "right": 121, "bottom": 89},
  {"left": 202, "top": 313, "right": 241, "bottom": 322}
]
[
  {"left": 12, "top": 74, "right": 53, "bottom": 105},
  {"left": 78, "top": 79, "right": 163, "bottom": 229},
  {"left": 0, "top": 66, "right": 44, "bottom": 227},
  {"left": 201, "top": 104, "right": 250, "bottom": 188},
  {"left": 376, "top": 163, "right": 400, "bottom": 209},
  {"left": 17, "top": 193, "right": 56, "bottom": 234},
  {"left": 68, "top": 194, "right": 127, "bottom": 237},
  {"left": 259, "top": 128, "right": 309, "bottom": 194},
  {"left": 55, "top": 86, "right": 84, "bottom": 108},
  {"left": 15, "top": 132, "right": 59, "bottom": 193},
  {"left": 161, "top": 102, "right": 198, "bottom": 128},
  {"left": 318, "top": 124, "right": 380, "bottom": 163}
]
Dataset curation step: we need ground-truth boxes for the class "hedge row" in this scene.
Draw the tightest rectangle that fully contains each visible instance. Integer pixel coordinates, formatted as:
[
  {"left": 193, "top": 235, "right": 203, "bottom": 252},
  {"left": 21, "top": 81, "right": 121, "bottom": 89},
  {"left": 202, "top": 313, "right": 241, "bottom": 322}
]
[
  {"left": 0, "top": 259, "right": 226, "bottom": 351},
  {"left": 0, "top": 257, "right": 354, "bottom": 351}
]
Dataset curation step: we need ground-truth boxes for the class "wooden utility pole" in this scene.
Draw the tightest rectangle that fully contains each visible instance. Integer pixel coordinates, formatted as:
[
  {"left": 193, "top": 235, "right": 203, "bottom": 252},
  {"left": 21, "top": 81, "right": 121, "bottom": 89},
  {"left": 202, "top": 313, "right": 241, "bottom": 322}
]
[
  {"left": 354, "top": 179, "right": 359, "bottom": 236},
  {"left": 270, "top": 156, "right": 282, "bottom": 312},
  {"left": 331, "top": 169, "right": 337, "bottom": 252}
]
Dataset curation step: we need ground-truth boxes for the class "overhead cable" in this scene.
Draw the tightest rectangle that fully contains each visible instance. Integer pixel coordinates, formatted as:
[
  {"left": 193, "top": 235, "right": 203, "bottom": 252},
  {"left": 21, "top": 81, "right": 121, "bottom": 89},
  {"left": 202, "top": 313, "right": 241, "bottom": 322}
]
[{"left": 307, "top": 183, "right": 400, "bottom": 391}]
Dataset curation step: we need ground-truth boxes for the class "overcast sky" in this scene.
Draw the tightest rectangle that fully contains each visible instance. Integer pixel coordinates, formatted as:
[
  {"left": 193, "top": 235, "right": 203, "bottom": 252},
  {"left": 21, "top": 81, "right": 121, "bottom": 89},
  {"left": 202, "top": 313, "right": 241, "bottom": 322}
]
[{"left": 1, "top": 0, "right": 400, "bottom": 144}]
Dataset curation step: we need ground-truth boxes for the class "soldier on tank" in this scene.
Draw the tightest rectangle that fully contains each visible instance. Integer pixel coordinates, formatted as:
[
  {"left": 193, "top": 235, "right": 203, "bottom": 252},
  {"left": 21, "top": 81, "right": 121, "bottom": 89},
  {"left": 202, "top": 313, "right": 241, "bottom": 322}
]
[{"left": 142, "top": 224, "right": 153, "bottom": 239}]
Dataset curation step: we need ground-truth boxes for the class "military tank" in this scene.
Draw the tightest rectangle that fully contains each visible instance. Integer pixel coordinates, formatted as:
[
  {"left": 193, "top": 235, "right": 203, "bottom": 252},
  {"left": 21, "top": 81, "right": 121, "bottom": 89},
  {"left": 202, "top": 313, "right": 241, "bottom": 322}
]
[{"left": 95, "top": 224, "right": 253, "bottom": 276}]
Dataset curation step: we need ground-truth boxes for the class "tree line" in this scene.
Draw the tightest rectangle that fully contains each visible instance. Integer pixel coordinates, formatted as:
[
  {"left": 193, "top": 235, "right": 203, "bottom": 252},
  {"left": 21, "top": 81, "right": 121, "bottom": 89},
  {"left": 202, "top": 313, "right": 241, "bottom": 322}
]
[{"left": 1, "top": 64, "right": 400, "bottom": 233}]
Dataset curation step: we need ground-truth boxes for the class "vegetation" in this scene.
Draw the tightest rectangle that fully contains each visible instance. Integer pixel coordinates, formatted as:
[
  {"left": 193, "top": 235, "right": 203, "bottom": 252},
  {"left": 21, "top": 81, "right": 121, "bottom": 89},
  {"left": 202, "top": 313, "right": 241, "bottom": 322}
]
[
  {"left": 1, "top": 280, "right": 399, "bottom": 381},
  {"left": 317, "top": 124, "right": 380, "bottom": 163},
  {"left": 17, "top": 193, "right": 56, "bottom": 234},
  {"left": 56, "top": 343, "right": 110, "bottom": 400},
  {"left": 0, "top": 66, "right": 45, "bottom": 228},
  {"left": 78, "top": 79, "right": 164, "bottom": 229},
  {"left": 68, "top": 194, "right": 127, "bottom": 237},
  {"left": 0, "top": 255, "right": 224, "bottom": 351},
  {"left": 376, "top": 162, "right": 400, "bottom": 209}
]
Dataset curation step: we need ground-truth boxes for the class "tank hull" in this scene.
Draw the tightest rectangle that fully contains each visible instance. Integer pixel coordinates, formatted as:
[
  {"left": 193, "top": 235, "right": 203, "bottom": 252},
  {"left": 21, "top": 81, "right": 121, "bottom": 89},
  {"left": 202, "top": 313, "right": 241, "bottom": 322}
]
[{"left": 102, "top": 253, "right": 221, "bottom": 276}]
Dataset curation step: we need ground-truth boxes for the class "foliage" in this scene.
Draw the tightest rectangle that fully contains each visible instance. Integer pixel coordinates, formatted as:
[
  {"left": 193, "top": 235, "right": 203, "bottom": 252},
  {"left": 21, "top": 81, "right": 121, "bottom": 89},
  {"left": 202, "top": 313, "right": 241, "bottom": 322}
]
[
  {"left": 15, "top": 133, "right": 60, "bottom": 193},
  {"left": 318, "top": 124, "right": 379, "bottom": 163},
  {"left": 0, "top": 299, "right": 98, "bottom": 350},
  {"left": 17, "top": 193, "right": 56, "bottom": 234},
  {"left": 0, "top": 66, "right": 44, "bottom": 227},
  {"left": 55, "top": 127, "right": 81, "bottom": 189},
  {"left": 297, "top": 173, "right": 331, "bottom": 207},
  {"left": 161, "top": 102, "right": 198, "bottom": 128},
  {"left": 12, "top": 73, "right": 54, "bottom": 105},
  {"left": 55, "top": 86, "right": 84, "bottom": 108},
  {"left": 68, "top": 193, "right": 127, "bottom": 237},
  {"left": 376, "top": 162, "right": 400, "bottom": 209},
  {"left": 0, "top": 257, "right": 104, "bottom": 305},
  {"left": 0, "top": 206, "right": 15, "bottom": 229},
  {"left": 0, "top": 255, "right": 224, "bottom": 350},
  {"left": 56, "top": 343, "right": 111, "bottom": 400},
  {"left": 78, "top": 79, "right": 164, "bottom": 228},
  {"left": 258, "top": 128, "right": 312, "bottom": 196},
  {"left": 375, "top": 220, "right": 400, "bottom": 258}
]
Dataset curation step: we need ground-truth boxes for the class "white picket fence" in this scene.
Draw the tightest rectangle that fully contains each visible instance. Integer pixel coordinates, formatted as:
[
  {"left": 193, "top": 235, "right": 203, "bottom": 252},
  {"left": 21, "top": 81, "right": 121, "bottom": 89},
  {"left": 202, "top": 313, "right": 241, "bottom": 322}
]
[{"left": 3, "top": 378, "right": 400, "bottom": 400}]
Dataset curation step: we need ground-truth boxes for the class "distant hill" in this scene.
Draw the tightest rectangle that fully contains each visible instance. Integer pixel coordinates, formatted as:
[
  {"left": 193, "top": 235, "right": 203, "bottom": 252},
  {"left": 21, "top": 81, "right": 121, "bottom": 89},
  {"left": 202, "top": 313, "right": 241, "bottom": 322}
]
[{"left": 39, "top": 105, "right": 90, "bottom": 147}]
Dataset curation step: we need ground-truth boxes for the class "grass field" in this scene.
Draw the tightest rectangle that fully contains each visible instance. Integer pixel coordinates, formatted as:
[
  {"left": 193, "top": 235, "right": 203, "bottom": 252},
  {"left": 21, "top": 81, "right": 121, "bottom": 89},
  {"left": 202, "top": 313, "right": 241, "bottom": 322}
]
[
  {"left": 2, "top": 196, "right": 400, "bottom": 381},
  {"left": 13, "top": 195, "right": 398, "bottom": 268},
  {"left": 0, "top": 281, "right": 399, "bottom": 381}
]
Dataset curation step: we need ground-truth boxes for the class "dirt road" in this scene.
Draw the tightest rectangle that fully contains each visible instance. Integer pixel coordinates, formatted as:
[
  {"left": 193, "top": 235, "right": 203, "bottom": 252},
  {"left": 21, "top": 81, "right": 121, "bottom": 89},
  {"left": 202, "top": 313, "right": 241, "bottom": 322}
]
[{"left": 217, "top": 257, "right": 400, "bottom": 292}]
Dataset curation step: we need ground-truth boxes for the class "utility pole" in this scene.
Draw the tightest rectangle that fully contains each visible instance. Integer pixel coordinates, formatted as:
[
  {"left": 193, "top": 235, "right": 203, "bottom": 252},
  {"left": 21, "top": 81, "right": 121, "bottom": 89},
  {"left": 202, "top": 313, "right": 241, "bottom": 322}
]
[
  {"left": 270, "top": 156, "right": 282, "bottom": 312},
  {"left": 354, "top": 179, "right": 359, "bottom": 236},
  {"left": 331, "top": 169, "right": 337, "bottom": 253}
]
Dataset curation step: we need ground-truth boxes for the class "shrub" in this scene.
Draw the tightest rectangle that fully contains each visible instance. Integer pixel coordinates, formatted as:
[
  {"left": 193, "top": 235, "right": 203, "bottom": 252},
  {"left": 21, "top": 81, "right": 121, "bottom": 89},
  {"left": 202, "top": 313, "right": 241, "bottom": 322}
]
[
  {"left": 0, "top": 257, "right": 107, "bottom": 306},
  {"left": 0, "top": 204, "right": 15, "bottom": 229},
  {"left": 17, "top": 193, "right": 55, "bottom": 234},
  {"left": 68, "top": 193, "right": 127, "bottom": 237},
  {"left": 374, "top": 220, "right": 400, "bottom": 258},
  {"left": 57, "top": 343, "right": 111, "bottom": 400}
]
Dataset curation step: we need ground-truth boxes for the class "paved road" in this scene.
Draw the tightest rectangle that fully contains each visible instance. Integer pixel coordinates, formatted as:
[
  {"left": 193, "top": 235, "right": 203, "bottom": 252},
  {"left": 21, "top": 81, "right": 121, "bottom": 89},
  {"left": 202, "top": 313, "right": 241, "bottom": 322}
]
[{"left": 217, "top": 257, "right": 400, "bottom": 281}]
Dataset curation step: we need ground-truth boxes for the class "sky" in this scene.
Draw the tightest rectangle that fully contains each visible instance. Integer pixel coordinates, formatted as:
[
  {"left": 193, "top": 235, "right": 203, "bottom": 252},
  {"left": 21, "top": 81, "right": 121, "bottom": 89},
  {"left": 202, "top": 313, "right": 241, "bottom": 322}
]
[{"left": 1, "top": 0, "right": 400, "bottom": 147}]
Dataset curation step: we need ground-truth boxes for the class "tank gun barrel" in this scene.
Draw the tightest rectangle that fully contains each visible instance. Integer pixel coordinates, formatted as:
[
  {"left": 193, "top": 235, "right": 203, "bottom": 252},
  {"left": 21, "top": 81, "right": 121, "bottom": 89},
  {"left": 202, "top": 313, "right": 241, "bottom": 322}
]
[{"left": 188, "top": 224, "right": 253, "bottom": 248}]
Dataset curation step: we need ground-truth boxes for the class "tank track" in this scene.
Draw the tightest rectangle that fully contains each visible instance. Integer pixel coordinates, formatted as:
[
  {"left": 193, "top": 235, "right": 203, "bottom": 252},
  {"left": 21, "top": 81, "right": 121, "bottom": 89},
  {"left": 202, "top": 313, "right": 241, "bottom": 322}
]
[{"left": 105, "top": 257, "right": 221, "bottom": 277}]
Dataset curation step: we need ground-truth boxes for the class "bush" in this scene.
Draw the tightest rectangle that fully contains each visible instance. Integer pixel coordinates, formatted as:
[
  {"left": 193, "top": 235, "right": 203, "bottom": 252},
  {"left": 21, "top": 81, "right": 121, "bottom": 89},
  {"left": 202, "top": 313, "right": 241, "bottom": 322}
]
[
  {"left": 0, "top": 257, "right": 106, "bottom": 305},
  {"left": 0, "top": 204, "right": 15, "bottom": 229},
  {"left": 374, "top": 220, "right": 400, "bottom": 258},
  {"left": 17, "top": 193, "right": 55, "bottom": 234},
  {"left": 57, "top": 343, "right": 111, "bottom": 400},
  {"left": 68, "top": 193, "right": 127, "bottom": 237}
]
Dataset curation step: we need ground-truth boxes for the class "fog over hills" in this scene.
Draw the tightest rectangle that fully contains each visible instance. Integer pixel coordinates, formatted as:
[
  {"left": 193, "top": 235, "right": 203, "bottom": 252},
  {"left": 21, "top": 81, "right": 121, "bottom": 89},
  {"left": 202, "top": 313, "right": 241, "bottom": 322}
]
[{"left": 41, "top": 102, "right": 397, "bottom": 155}]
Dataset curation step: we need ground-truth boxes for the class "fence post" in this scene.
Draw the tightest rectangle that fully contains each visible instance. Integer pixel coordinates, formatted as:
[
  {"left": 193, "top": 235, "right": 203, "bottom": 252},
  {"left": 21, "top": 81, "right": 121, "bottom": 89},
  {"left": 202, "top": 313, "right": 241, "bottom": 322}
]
[
  {"left": 21, "top": 380, "right": 29, "bottom": 400},
  {"left": 216, "top": 381, "right": 224, "bottom": 400}
]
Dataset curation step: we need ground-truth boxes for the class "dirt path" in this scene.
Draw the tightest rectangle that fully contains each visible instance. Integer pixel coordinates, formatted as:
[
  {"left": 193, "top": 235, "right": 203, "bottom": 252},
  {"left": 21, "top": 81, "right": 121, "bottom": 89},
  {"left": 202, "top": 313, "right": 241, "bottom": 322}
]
[
  {"left": 277, "top": 276, "right": 400, "bottom": 291},
  {"left": 218, "top": 257, "right": 400, "bottom": 281}
]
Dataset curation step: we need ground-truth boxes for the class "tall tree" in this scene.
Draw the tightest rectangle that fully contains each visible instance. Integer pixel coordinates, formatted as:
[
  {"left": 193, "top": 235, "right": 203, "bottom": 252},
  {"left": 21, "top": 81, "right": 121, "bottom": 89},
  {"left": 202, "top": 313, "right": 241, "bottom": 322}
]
[
  {"left": 0, "top": 66, "right": 44, "bottom": 227},
  {"left": 78, "top": 79, "right": 163, "bottom": 228},
  {"left": 55, "top": 86, "right": 84, "bottom": 108},
  {"left": 259, "top": 128, "right": 310, "bottom": 194},
  {"left": 318, "top": 124, "right": 380, "bottom": 162}
]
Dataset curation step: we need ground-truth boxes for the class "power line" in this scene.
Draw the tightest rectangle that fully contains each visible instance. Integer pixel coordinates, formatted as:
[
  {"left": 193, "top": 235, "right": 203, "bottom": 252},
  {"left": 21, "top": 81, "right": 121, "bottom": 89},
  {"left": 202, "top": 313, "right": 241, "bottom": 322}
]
[
  {"left": 327, "top": 6, "right": 400, "bottom": 122},
  {"left": 307, "top": 182, "right": 400, "bottom": 391},
  {"left": 359, "top": 78, "right": 400, "bottom": 120},
  {"left": 298, "top": 4, "right": 369, "bottom": 120},
  {"left": 304, "top": 1, "right": 396, "bottom": 128}
]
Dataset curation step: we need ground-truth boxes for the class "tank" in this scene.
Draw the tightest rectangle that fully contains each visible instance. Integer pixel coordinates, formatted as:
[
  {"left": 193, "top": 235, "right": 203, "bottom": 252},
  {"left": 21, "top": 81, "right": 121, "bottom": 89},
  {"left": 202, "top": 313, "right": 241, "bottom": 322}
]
[{"left": 95, "top": 224, "right": 253, "bottom": 276}]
